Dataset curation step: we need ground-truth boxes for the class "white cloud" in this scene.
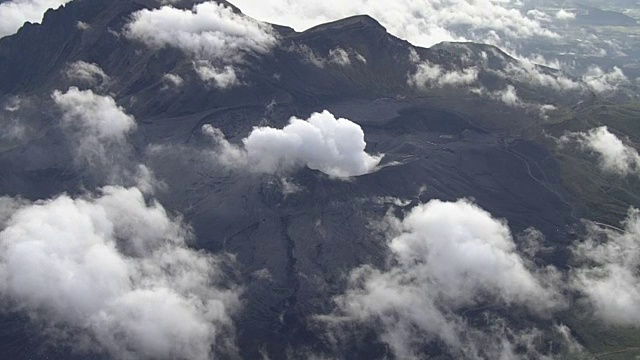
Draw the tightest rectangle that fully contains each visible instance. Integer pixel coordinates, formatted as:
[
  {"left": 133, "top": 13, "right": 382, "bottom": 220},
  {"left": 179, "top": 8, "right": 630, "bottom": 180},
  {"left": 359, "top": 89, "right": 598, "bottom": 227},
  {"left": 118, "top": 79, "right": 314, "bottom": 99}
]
[
  {"left": 538, "top": 104, "right": 557, "bottom": 119},
  {"left": 291, "top": 45, "right": 365, "bottom": 68},
  {"left": 503, "top": 59, "right": 581, "bottom": 92},
  {"left": 464, "top": 52, "right": 627, "bottom": 98},
  {"left": 65, "top": 61, "right": 111, "bottom": 88},
  {"left": 324, "top": 199, "right": 564, "bottom": 358},
  {"left": 477, "top": 59, "right": 628, "bottom": 101},
  {"left": 570, "top": 208, "right": 640, "bottom": 326},
  {"left": 582, "top": 66, "right": 630, "bottom": 95},
  {"left": 387, "top": 199, "right": 561, "bottom": 309},
  {"left": 203, "top": 110, "right": 382, "bottom": 178},
  {"left": 492, "top": 84, "right": 522, "bottom": 107},
  {"left": 555, "top": 9, "right": 576, "bottom": 20},
  {"left": 52, "top": 87, "right": 144, "bottom": 185},
  {"left": 53, "top": 87, "right": 135, "bottom": 141},
  {"left": 4, "top": 96, "right": 23, "bottom": 112},
  {"left": 0, "top": 106, "right": 29, "bottom": 143},
  {"left": 328, "top": 47, "right": 369, "bottom": 66},
  {"left": 232, "top": 0, "right": 558, "bottom": 48},
  {"left": 560, "top": 126, "right": 640, "bottom": 176},
  {"left": 470, "top": 84, "right": 557, "bottom": 118},
  {"left": 125, "top": 1, "right": 277, "bottom": 87},
  {"left": 354, "top": 52, "right": 367, "bottom": 64},
  {"left": 75, "top": 20, "right": 89, "bottom": 30},
  {"left": 0, "top": 197, "right": 27, "bottom": 227},
  {"left": 0, "top": 186, "right": 240, "bottom": 359},
  {"left": 291, "top": 44, "right": 327, "bottom": 68},
  {"left": 161, "top": 73, "right": 184, "bottom": 88},
  {"left": 0, "top": 0, "right": 72, "bottom": 38},
  {"left": 52, "top": 86, "right": 135, "bottom": 166},
  {"left": 409, "top": 61, "right": 479, "bottom": 88},
  {"left": 328, "top": 47, "right": 351, "bottom": 66},
  {"left": 527, "top": 9, "right": 551, "bottom": 23},
  {"left": 125, "top": 1, "right": 277, "bottom": 60},
  {"left": 193, "top": 62, "right": 238, "bottom": 88}
]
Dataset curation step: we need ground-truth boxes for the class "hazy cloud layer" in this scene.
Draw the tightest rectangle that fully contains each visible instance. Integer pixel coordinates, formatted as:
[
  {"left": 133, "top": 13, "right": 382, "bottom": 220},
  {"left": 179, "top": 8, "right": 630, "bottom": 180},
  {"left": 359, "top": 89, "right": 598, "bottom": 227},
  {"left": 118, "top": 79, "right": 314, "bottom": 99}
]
[
  {"left": 485, "top": 86, "right": 556, "bottom": 119},
  {"left": 571, "top": 208, "right": 640, "bottom": 326},
  {"left": 125, "top": 1, "right": 277, "bottom": 88},
  {"left": 232, "top": 0, "right": 557, "bottom": 48},
  {"left": 325, "top": 199, "right": 564, "bottom": 358},
  {"left": 0, "top": 0, "right": 72, "bottom": 38},
  {"left": 204, "top": 110, "right": 382, "bottom": 178},
  {"left": 408, "top": 45, "right": 629, "bottom": 100},
  {"left": 65, "top": 61, "right": 111, "bottom": 88},
  {"left": 409, "top": 61, "right": 479, "bottom": 88},
  {"left": 582, "top": 66, "right": 630, "bottom": 95},
  {"left": 560, "top": 126, "right": 640, "bottom": 176},
  {"left": 0, "top": 186, "right": 240, "bottom": 359},
  {"left": 0, "top": 97, "right": 32, "bottom": 144},
  {"left": 503, "top": 59, "right": 581, "bottom": 92}
]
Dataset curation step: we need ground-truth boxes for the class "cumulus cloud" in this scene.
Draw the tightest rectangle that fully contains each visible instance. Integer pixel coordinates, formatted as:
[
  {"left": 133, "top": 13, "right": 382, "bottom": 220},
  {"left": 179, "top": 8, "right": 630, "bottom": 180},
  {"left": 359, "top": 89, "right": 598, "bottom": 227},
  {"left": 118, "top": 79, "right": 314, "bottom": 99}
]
[
  {"left": 328, "top": 47, "right": 351, "bottom": 66},
  {"left": 582, "top": 66, "right": 630, "bottom": 95},
  {"left": 0, "top": 186, "right": 240, "bottom": 359},
  {"left": 0, "top": 0, "right": 72, "bottom": 38},
  {"left": 161, "top": 73, "right": 184, "bottom": 88},
  {"left": 52, "top": 87, "right": 147, "bottom": 185},
  {"left": 560, "top": 126, "right": 640, "bottom": 176},
  {"left": 409, "top": 61, "right": 479, "bottom": 88},
  {"left": 125, "top": 1, "right": 277, "bottom": 88},
  {"left": 125, "top": 1, "right": 276, "bottom": 60},
  {"left": 527, "top": 9, "right": 551, "bottom": 23},
  {"left": 203, "top": 110, "right": 381, "bottom": 178},
  {"left": 65, "top": 61, "right": 111, "bottom": 88},
  {"left": 193, "top": 62, "right": 238, "bottom": 88},
  {"left": 53, "top": 87, "right": 135, "bottom": 141},
  {"left": 491, "top": 84, "right": 522, "bottom": 107},
  {"left": 53, "top": 87, "right": 135, "bottom": 154},
  {"left": 570, "top": 208, "right": 640, "bottom": 326},
  {"left": 555, "top": 9, "right": 576, "bottom": 21},
  {"left": 386, "top": 199, "right": 560, "bottom": 308},
  {"left": 323, "top": 199, "right": 564, "bottom": 358},
  {"left": 232, "top": 0, "right": 557, "bottom": 49}
]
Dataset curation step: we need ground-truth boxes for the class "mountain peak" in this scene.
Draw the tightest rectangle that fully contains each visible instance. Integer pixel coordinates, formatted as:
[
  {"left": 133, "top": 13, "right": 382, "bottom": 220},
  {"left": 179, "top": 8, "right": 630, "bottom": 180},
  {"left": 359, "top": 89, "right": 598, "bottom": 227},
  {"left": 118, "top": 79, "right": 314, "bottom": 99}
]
[{"left": 300, "top": 15, "right": 387, "bottom": 35}]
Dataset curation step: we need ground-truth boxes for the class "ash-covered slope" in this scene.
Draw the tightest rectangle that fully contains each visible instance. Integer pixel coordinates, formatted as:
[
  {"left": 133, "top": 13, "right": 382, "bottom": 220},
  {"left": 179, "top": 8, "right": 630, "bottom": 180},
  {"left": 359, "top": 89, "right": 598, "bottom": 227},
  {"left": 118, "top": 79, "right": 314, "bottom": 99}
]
[{"left": 0, "top": 1, "right": 637, "bottom": 360}]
